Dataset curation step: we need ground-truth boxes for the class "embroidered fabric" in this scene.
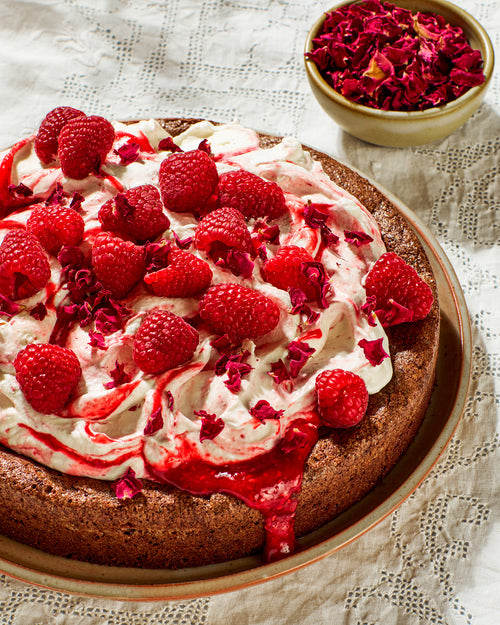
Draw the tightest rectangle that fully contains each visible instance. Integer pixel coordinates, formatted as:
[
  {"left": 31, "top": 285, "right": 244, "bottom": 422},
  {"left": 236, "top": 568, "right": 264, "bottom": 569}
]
[{"left": 0, "top": 0, "right": 498, "bottom": 623}]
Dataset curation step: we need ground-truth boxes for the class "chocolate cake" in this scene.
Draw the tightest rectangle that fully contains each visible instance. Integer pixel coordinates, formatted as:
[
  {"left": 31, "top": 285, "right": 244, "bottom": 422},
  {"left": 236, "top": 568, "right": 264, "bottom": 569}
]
[{"left": 0, "top": 114, "right": 439, "bottom": 569}]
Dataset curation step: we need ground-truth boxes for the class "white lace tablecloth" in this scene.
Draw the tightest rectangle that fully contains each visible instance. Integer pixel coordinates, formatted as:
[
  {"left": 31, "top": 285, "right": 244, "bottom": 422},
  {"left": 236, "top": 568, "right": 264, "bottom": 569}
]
[{"left": 0, "top": 1, "right": 498, "bottom": 623}]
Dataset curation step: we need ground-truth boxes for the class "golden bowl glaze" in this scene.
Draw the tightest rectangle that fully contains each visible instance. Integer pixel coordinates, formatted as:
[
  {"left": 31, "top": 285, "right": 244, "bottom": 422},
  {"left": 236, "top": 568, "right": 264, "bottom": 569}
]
[{"left": 304, "top": 0, "right": 495, "bottom": 147}]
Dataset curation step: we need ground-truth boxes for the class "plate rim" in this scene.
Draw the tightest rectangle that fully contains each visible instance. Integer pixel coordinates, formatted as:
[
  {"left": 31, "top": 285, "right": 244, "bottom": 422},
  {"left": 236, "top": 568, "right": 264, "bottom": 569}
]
[{"left": 0, "top": 148, "right": 471, "bottom": 601}]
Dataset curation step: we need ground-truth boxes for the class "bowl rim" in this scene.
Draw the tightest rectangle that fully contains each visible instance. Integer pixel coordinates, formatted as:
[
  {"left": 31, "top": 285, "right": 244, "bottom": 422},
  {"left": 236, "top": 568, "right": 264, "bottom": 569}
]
[{"left": 304, "top": 0, "right": 495, "bottom": 120}]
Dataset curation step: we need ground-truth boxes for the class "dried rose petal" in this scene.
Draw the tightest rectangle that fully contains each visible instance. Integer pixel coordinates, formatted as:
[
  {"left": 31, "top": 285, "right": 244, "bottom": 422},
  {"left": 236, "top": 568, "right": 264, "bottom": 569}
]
[
  {"left": 94, "top": 300, "right": 132, "bottom": 335},
  {"left": 88, "top": 331, "right": 106, "bottom": 349},
  {"left": 306, "top": 0, "right": 486, "bottom": 111},
  {"left": 58, "top": 245, "right": 85, "bottom": 271},
  {"left": 172, "top": 231, "right": 193, "bottom": 250},
  {"left": 104, "top": 361, "right": 132, "bottom": 389},
  {"left": 198, "top": 139, "right": 212, "bottom": 155},
  {"left": 70, "top": 192, "right": 85, "bottom": 211},
  {"left": 304, "top": 202, "right": 339, "bottom": 246},
  {"left": 289, "top": 287, "right": 307, "bottom": 313},
  {"left": 216, "top": 249, "right": 254, "bottom": 279},
  {"left": 288, "top": 340, "right": 315, "bottom": 378},
  {"left": 269, "top": 359, "right": 291, "bottom": 385},
  {"left": 111, "top": 467, "right": 143, "bottom": 499},
  {"left": 166, "top": 390, "right": 174, "bottom": 411},
  {"left": 158, "top": 137, "right": 183, "bottom": 152},
  {"left": 196, "top": 410, "right": 225, "bottom": 442},
  {"left": 376, "top": 298, "right": 414, "bottom": 326},
  {"left": 215, "top": 350, "right": 252, "bottom": 393},
  {"left": 115, "top": 141, "right": 141, "bottom": 165},
  {"left": 280, "top": 426, "right": 309, "bottom": 454},
  {"left": 361, "top": 294, "right": 378, "bottom": 327},
  {"left": 249, "top": 400, "right": 284, "bottom": 422},
  {"left": 29, "top": 302, "right": 47, "bottom": 321},
  {"left": 144, "top": 407, "right": 163, "bottom": 436},
  {"left": 0, "top": 293, "right": 21, "bottom": 318},
  {"left": 8, "top": 183, "right": 32, "bottom": 198},
  {"left": 289, "top": 288, "right": 320, "bottom": 324},
  {"left": 48, "top": 303, "right": 79, "bottom": 346},
  {"left": 145, "top": 240, "right": 172, "bottom": 271},
  {"left": 358, "top": 337, "right": 389, "bottom": 365},
  {"left": 45, "top": 183, "right": 67, "bottom": 207},
  {"left": 114, "top": 193, "right": 135, "bottom": 220},
  {"left": 300, "top": 261, "right": 330, "bottom": 309},
  {"left": 344, "top": 230, "right": 373, "bottom": 246}
]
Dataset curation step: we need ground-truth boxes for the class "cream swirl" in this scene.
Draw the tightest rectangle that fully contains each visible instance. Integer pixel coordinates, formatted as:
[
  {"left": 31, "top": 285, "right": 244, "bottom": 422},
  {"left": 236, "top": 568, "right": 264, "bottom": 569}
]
[{"left": 0, "top": 119, "right": 391, "bottom": 481}]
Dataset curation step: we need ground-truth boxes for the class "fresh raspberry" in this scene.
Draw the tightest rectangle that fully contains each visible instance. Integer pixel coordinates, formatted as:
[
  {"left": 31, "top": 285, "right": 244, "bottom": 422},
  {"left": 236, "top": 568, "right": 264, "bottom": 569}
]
[
  {"left": 133, "top": 309, "right": 199, "bottom": 374},
  {"left": 144, "top": 249, "right": 212, "bottom": 297},
  {"left": 98, "top": 185, "right": 170, "bottom": 244},
  {"left": 0, "top": 229, "right": 51, "bottom": 300},
  {"left": 315, "top": 369, "right": 368, "bottom": 428},
  {"left": 91, "top": 232, "right": 145, "bottom": 299},
  {"left": 364, "top": 252, "right": 434, "bottom": 327},
  {"left": 58, "top": 115, "right": 115, "bottom": 180},
  {"left": 262, "top": 245, "right": 317, "bottom": 300},
  {"left": 195, "top": 207, "right": 251, "bottom": 256},
  {"left": 218, "top": 170, "right": 287, "bottom": 220},
  {"left": 14, "top": 343, "right": 81, "bottom": 414},
  {"left": 34, "top": 106, "right": 85, "bottom": 165},
  {"left": 199, "top": 283, "right": 280, "bottom": 342},
  {"left": 26, "top": 203, "right": 85, "bottom": 255},
  {"left": 158, "top": 149, "right": 218, "bottom": 214}
]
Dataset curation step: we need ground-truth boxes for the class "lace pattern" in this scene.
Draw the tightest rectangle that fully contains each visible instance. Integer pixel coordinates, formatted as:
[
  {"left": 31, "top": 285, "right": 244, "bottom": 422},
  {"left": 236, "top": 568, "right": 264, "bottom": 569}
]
[{"left": 0, "top": 0, "right": 498, "bottom": 622}]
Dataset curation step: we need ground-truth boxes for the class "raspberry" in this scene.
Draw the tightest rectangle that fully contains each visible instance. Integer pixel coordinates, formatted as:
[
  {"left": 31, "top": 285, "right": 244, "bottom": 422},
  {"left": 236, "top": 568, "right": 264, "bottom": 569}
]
[
  {"left": 0, "top": 229, "right": 51, "bottom": 300},
  {"left": 14, "top": 343, "right": 81, "bottom": 414},
  {"left": 195, "top": 207, "right": 251, "bottom": 256},
  {"left": 34, "top": 106, "right": 85, "bottom": 165},
  {"left": 218, "top": 170, "right": 287, "bottom": 220},
  {"left": 315, "top": 369, "right": 368, "bottom": 428},
  {"left": 91, "top": 232, "right": 145, "bottom": 299},
  {"left": 158, "top": 149, "right": 218, "bottom": 214},
  {"left": 133, "top": 309, "right": 199, "bottom": 374},
  {"left": 144, "top": 249, "right": 212, "bottom": 297},
  {"left": 262, "top": 245, "right": 317, "bottom": 300},
  {"left": 98, "top": 185, "right": 170, "bottom": 244},
  {"left": 26, "top": 203, "right": 85, "bottom": 255},
  {"left": 364, "top": 252, "right": 434, "bottom": 327},
  {"left": 199, "top": 283, "right": 280, "bottom": 342},
  {"left": 58, "top": 115, "right": 115, "bottom": 180}
]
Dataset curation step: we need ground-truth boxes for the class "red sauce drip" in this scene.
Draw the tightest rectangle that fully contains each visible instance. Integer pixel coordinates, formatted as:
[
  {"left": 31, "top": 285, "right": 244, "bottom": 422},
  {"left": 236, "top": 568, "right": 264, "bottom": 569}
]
[
  {"left": 0, "top": 220, "right": 26, "bottom": 230},
  {"left": 114, "top": 130, "right": 156, "bottom": 154},
  {"left": 298, "top": 328, "right": 323, "bottom": 342},
  {"left": 19, "top": 424, "right": 141, "bottom": 470},
  {"left": 148, "top": 416, "right": 319, "bottom": 561},
  {"left": 315, "top": 238, "right": 328, "bottom": 262},
  {"left": 44, "top": 281, "right": 59, "bottom": 312},
  {"left": 84, "top": 422, "right": 115, "bottom": 445},
  {"left": 102, "top": 174, "right": 125, "bottom": 193},
  {"left": 0, "top": 137, "right": 38, "bottom": 217},
  {"left": 64, "top": 381, "right": 141, "bottom": 421}
]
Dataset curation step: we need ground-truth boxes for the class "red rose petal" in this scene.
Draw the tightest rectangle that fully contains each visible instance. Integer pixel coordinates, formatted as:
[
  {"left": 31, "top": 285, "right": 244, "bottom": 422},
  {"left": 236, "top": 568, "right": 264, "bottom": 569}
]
[
  {"left": 358, "top": 337, "right": 389, "bottom": 366},
  {"left": 112, "top": 467, "right": 143, "bottom": 499}
]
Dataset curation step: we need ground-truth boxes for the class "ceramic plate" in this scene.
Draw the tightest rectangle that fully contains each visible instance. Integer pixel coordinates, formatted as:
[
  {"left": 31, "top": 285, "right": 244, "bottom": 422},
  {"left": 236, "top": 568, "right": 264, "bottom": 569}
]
[{"left": 0, "top": 165, "right": 471, "bottom": 601}]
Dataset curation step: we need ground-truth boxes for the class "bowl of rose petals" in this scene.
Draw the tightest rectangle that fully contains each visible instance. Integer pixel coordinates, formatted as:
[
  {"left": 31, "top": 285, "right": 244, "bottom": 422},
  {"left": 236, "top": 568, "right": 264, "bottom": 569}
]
[{"left": 304, "top": 0, "right": 494, "bottom": 147}]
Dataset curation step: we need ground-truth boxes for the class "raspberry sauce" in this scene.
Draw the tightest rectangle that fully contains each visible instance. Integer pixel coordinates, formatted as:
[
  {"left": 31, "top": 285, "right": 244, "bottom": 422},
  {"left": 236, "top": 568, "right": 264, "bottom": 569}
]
[
  {"left": 0, "top": 137, "right": 38, "bottom": 216},
  {"left": 149, "top": 415, "right": 319, "bottom": 561}
]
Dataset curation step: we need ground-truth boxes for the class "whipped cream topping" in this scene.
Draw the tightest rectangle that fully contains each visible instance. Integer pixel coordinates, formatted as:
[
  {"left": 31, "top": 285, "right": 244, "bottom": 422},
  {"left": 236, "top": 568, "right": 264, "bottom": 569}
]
[{"left": 0, "top": 119, "right": 392, "bottom": 482}]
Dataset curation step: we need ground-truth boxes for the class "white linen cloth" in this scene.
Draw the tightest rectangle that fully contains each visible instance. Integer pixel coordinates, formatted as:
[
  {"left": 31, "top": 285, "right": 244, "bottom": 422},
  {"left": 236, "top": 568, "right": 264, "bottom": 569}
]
[{"left": 0, "top": 1, "right": 498, "bottom": 623}]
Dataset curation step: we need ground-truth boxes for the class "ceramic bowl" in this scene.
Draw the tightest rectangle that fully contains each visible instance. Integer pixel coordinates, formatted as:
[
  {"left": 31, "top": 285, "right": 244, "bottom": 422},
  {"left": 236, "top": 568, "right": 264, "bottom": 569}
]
[{"left": 304, "top": 0, "right": 495, "bottom": 147}]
